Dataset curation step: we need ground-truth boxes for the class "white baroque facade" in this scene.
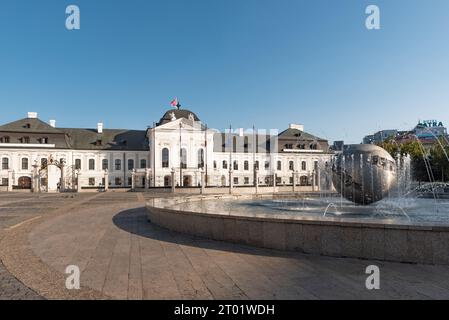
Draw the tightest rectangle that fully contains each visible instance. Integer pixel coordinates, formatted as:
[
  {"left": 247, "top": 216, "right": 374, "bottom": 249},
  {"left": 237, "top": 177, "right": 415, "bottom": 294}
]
[{"left": 0, "top": 109, "right": 333, "bottom": 192}]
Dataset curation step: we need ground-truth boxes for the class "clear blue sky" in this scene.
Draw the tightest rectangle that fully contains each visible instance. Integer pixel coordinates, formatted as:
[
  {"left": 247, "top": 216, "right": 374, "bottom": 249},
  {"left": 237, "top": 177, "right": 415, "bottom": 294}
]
[{"left": 1, "top": 0, "right": 449, "bottom": 143}]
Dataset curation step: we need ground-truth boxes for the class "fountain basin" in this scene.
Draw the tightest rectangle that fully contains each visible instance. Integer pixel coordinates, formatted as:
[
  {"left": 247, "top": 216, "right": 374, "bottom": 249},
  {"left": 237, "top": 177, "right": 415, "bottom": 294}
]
[{"left": 147, "top": 194, "right": 449, "bottom": 265}]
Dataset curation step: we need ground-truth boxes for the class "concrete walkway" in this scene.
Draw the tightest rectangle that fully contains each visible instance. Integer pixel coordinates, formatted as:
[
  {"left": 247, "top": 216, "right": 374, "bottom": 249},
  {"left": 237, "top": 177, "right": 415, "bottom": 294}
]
[{"left": 1, "top": 192, "right": 449, "bottom": 299}]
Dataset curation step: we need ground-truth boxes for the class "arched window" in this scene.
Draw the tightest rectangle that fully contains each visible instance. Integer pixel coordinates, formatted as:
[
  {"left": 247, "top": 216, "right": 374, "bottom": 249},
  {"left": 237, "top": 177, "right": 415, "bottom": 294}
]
[
  {"left": 264, "top": 161, "right": 270, "bottom": 170},
  {"left": 140, "top": 159, "right": 147, "bottom": 169},
  {"left": 181, "top": 148, "right": 187, "bottom": 169},
  {"left": 22, "top": 158, "right": 29, "bottom": 170},
  {"left": 128, "top": 159, "right": 134, "bottom": 170},
  {"left": 89, "top": 159, "right": 95, "bottom": 170},
  {"left": 222, "top": 160, "right": 228, "bottom": 169},
  {"left": 101, "top": 159, "right": 108, "bottom": 170},
  {"left": 75, "top": 159, "right": 81, "bottom": 170},
  {"left": 115, "top": 159, "right": 121, "bottom": 171},
  {"left": 244, "top": 161, "right": 249, "bottom": 171},
  {"left": 2, "top": 157, "right": 9, "bottom": 170},
  {"left": 197, "top": 149, "right": 204, "bottom": 168},
  {"left": 162, "top": 148, "right": 169, "bottom": 168},
  {"left": 41, "top": 158, "right": 48, "bottom": 168}
]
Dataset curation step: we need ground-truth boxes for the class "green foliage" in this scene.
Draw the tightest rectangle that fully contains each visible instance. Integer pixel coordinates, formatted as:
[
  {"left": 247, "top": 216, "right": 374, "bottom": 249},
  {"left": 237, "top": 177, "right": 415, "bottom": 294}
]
[{"left": 376, "top": 138, "right": 449, "bottom": 182}]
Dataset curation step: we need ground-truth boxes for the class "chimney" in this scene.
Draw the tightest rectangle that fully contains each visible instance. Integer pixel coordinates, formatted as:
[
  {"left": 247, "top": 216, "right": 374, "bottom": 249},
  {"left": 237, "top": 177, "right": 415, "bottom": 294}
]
[
  {"left": 97, "top": 122, "right": 104, "bottom": 134},
  {"left": 289, "top": 123, "right": 304, "bottom": 131},
  {"left": 27, "top": 112, "right": 38, "bottom": 119},
  {"left": 49, "top": 120, "right": 56, "bottom": 128}
]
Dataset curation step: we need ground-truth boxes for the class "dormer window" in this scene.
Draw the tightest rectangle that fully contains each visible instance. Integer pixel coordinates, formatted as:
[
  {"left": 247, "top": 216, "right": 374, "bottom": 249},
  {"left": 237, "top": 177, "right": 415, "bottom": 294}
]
[
  {"left": 0, "top": 136, "right": 9, "bottom": 143},
  {"left": 40, "top": 137, "right": 48, "bottom": 144},
  {"left": 95, "top": 139, "right": 103, "bottom": 146},
  {"left": 20, "top": 136, "right": 30, "bottom": 144},
  {"left": 25, "top": 123, "right": 31, "bottom": 129}
]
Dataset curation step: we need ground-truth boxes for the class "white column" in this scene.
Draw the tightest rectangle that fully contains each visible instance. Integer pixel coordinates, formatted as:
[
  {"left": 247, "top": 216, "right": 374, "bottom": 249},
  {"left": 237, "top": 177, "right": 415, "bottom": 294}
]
[
  {"left": 171, "top": 168, "right": 175, "bottom": 193},
  {"left": 7, "top": 170, "right": 13, "bottom": 192},
  {"left": 292, "top": 171, "right": 297, "bottom": 193},
  {"left": 273, "top": 172, "right": 277, "bottom": 193},
  {"left": 104, "top": 170, "right": 109, "bottom": 192},
  {"left": 60, "top": 164, "right": 65, "bottom": 192},
  {"left": 131, "top": 169, "right": 136, "bottom": 191},
  {"left": 145, "top": 168, "right": 150, "bottom": 189},
  {"left": 255, "top": 168, "right": 259, "bottom": 194},
  {"left": 229, "top": 169, "right": 233, "bottom": 194},
  {"left": 200, "top": 169, "right": 205, "bottom": 194},
  {"left": 77, "top": 172, "right": 82, "bottom": 193}
]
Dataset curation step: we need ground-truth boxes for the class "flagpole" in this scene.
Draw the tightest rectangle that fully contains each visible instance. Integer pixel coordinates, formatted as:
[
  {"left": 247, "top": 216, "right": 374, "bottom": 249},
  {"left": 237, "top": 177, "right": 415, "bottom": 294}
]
[
  {"left": 205, "top": 123, "right": 208, "bottom": 187},
  {"left": 253, "top": 124, "right": 256, "bottom": 185},
  {"left": 179, "top": 121, "right": 182, "bottom": 187}
]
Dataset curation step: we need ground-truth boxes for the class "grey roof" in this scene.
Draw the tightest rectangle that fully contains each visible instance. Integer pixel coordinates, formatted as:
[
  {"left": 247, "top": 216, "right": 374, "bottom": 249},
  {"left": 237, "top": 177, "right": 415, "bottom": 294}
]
[
  {"left": 157, "top": 109, "right": 200, "bottom": 126},
  {"left": 0, "top": 117, "right": 149, "bottom": 151},
  {"left": 61, "top": 128, "right": 149, "bottom": 151},
  {"left": 277, "top": 128, "right": 327, "bottom": 141},
  {"left": 0, "top": 118, "right": 63, "bottom": 134}
]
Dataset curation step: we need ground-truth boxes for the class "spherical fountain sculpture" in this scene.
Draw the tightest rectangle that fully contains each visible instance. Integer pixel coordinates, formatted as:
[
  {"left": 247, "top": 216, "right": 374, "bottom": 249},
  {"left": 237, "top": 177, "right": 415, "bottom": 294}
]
[{"left": 332, "top": 144, "right": 397, "bottom": 205}]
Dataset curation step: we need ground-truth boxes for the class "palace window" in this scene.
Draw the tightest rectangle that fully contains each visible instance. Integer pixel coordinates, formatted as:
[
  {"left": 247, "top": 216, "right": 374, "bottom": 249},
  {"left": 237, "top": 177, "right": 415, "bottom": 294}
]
[
  {"left": 277, "top": 161, "right": 282, "bottom": 171},
  {"left": 128, "top": 159, "right": 134, "bottom": 171},
  {"left": 115, "top": 159, "right": 121, "bottom": 171},
  {"left": 233, "top": 177, "right": 239, "bottom": 185},
  {"left": 254, "top": 161, "right": 259, "bottom": 170},
  {"left": 264, "top": 161, "right": 270, "bottom": 170},
  {"left": 89, "top": 159, "right": 95, "bottom": 171},
  {"left": 289, "top": 161, "right": 294, "bottom": 171},
  {"left": 40, "top": 137, "right": 48, "bottom": 144},
  {"left": 197, "top": 149, "right": 204, "bottom": 169},
  {"left": 285, "top": 144, "right": 293, "bottom": 149},
  {"left": 1, "top": 178, "right": 8, "bottom": 186},
  {"left": 213, "top": 161, "right": 217, "bottom": 169},
  {"left": 222, "top": 160, "right": 227, "bottom": 169},
  {"left": 115, "top": 177, "right": 122, "bottom": 186},
  {"left": 301, "top": 161, "right": 307, "bottom": 171},
  {"left": 102, "top": 159, "right": 109, "bottom": 170},
  {"left": 140, "top": 159, "right": 147, "bottom": 169},
  {"left": 89, "top": 178, "right": 95, "bottom": 186},
  {"left": 244, "top": 177, "right": 250, "bottom": 185},
  {"left": 0, "top": 136, "right": 10, "bottom": 143},
  {"left": 41, "top": 158, "right": 48, "bottom": 168},
  {"left": 20, "top": 136, "right": 30, "bottom": 144},
  {"left": 22, "top": 158, "right": 29, "bottom": 170},
  {"left": 244, "top": 161, "right": 249, "bottom": 171},
  {"left": 75, "top": 159, "right": 81, "bottom": 170},
  {"left": 233, "top": 160, "right": 238, "bottom": 171},
  {"left": 180, "top": 148, "right": 187, "bottom": 169},
  {"left": 2, "top": 158, "right": 9, "bottom": 170},
  {"left": 244, "top": 137, "right": 249, "bottom": 153},
  {"left": 162, "top": 148, "right": 169, "bottom": 168},
  {"left": 233, "top": 137, "right": 237, "bottom": 153}
]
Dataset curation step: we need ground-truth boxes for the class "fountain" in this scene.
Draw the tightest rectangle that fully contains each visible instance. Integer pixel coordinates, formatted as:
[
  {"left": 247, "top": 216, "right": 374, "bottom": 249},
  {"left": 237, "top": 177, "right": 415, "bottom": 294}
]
[{"left": 147, "top": 144, "right": 449, "bottom": 265}]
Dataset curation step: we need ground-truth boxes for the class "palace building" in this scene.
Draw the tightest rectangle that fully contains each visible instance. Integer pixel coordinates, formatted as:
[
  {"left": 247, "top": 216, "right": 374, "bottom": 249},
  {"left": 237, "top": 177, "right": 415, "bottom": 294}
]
[{"left": 0, "top": 108, "right": 333, "bottom": 192}]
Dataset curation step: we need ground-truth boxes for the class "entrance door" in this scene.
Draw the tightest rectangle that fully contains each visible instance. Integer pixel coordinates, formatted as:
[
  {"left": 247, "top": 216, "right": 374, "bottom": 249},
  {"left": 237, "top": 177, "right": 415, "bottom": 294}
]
[
  {"left": 183, "top": 175, "right": 192, "bottom": 187},
  {"left": 18, "top": 176, "right": 32, "bottom": 189}
]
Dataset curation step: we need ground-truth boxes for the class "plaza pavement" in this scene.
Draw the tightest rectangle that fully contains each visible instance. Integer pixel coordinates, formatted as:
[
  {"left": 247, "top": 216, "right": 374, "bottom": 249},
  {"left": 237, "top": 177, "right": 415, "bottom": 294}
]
[{"left": 0, "top": 191, "right": 449, "bottom": 300}]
